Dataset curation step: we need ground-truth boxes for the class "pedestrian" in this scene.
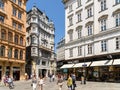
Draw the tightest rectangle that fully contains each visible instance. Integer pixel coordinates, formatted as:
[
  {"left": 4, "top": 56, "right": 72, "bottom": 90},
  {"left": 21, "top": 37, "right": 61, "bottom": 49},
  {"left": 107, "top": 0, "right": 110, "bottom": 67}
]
[
  {"left": 32, "top": 75, "right": 37, "bottom": 90},
  {"left": 71, "top": 73, "right": 76, "bottom": 90},
  {"left": 81, "top": 75, "right": 85, "bottom": 84},
  {"left": 38, "top": 76, "right": 44, "bottom": 90},
  {"left": 7, "top": 75, "right": 14, "bottom": 88},
  {"left": 52, "top": 74, "right": 55, "bottom": 82},
  {"left": 67, "top": 75, "right": 72, "bottom": 90},
  {"left": 49, "top": 74, "right": 52, "bottom": 82},
  {"left": 57, "top": 75, "right": 63, "bottom": 90}
]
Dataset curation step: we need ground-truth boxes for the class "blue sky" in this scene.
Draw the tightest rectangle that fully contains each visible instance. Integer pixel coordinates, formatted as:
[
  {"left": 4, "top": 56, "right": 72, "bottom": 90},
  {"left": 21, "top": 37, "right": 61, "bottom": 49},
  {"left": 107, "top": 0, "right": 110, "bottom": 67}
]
[{"left": 26, "top": 0, "right": 65, "bottom": 49}]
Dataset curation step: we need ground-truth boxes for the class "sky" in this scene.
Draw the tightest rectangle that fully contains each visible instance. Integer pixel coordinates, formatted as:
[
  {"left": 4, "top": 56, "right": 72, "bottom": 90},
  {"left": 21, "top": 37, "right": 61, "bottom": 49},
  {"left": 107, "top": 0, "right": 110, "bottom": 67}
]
[{"left": 26, "top": 0, "right": 65, "bottom": 49}]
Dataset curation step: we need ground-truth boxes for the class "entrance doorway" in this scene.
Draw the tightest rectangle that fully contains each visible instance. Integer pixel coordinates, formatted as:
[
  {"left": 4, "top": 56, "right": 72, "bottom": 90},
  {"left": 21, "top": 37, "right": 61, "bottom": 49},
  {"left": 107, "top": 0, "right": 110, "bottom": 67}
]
[{"left": 13, "top": 67, "right": 20, "bottom": 81}]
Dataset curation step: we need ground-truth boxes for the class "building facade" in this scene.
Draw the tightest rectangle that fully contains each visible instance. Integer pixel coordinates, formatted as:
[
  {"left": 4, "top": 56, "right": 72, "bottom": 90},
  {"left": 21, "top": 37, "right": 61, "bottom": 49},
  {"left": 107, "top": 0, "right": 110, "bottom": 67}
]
[
  {"left": 0, "top": 0, "right": 27, "bottom": 80},
  {"left": 26, "top": 6, "right": 55, "bottom": 78},
  {"left": 56, "top": 37, "right": 65, "bottom": 73},
  {"left": 63, "top": 0, "right": 120, "bottom": 82}
]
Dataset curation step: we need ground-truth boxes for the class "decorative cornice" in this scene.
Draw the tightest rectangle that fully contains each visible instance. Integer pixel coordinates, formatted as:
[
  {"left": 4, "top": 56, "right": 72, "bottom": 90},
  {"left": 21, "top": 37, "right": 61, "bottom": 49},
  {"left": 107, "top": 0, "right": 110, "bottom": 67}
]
[
  {"left": 62, "top": 0, "right": 69, "bottom": 4},
  {"left": 113, "top": 8, "right": 120, "bottom": 16},
  {"left": 98, "top": 14, "right": 108, "bottom": 21}
]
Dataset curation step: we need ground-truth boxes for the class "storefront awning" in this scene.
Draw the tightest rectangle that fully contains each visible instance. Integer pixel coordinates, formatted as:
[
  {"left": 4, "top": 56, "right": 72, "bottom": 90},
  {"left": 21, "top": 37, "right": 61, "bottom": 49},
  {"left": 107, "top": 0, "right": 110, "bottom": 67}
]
[
  {"left": 73, "top": 62, "right": 91, "bottom": 68},
  {"left": 113, "top": 59, "right": 120, "bottom": 65},
  {"left": 60, "top": 64, "right": 74, "bottom": 69},
  {"left": 90, "top": 60, "right": 112, "bottom": 67}
]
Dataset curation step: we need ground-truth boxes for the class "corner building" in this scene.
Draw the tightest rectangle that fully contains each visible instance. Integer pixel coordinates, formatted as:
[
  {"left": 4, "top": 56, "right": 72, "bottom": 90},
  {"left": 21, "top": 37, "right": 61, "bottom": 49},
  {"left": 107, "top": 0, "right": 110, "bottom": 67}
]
[
  {"left": 62, "top": 0, "right": 120, "bottom": 82},
  {"left": 0, "top": 0, "right": 27, "bottom": 80},
  {"left": 26, "top": 6, "right": 55, "bottom": 78}
]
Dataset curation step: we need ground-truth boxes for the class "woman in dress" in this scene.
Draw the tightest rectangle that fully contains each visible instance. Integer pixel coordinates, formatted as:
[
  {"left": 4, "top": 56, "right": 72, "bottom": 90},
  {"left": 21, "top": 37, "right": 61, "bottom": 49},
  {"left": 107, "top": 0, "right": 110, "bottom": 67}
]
[{"left": 38, "top": 76, "right": 44, "bottom": 90}]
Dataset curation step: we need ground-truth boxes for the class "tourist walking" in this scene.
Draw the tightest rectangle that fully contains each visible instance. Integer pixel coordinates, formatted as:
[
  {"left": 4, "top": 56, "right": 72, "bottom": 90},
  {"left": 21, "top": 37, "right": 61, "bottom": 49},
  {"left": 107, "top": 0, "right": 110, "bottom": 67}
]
[
  {"left": 52, "top": 74, "right": 55, "bottom": 82},
  {"left": 57, "top": 75, "right": 63, "bottom": 90},
  {"left": 32, "top": 75, "right": 37, "bottom": 90},
  {"left": 67, "top": 75, "right": 72, "bottom": 90},
  {"left": 38, "top": 76, "right": 44, "bottom": 90},
  {"left": 71, "top": 73, "right": 76, "bottom": 90}
]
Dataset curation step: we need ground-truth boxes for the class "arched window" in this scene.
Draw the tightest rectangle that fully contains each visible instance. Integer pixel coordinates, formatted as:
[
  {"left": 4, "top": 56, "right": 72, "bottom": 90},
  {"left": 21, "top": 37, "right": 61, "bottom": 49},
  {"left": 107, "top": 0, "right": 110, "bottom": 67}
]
[
  {"left": 1, "top": 46, "right": 5, "bottom": 56},
  {"left": 20, "top": 36, "right": 23, "bottom": 45},
  {"left": 8, "top": 32, "right": 13, "bottom": 41},
  {"left": 32, "top": 36, "right": 37, "bottom": 44},
  {"left": 14, "top": 49, "right": 18, "bottom": 59},
  {"left": 15, "top": 35, "right": 19, "bottom": 44},
  {"left": 0, "top": 0, "right": 4, "bottom": 10},
  {"left": 8, "top": 47, "right": 12, "bottom": 58},
  {"left": 1, "top": 29, "right": 6, "bottom": 40},
  {"left": 20, "top": 50, "right": 23, "bottom": 60}
]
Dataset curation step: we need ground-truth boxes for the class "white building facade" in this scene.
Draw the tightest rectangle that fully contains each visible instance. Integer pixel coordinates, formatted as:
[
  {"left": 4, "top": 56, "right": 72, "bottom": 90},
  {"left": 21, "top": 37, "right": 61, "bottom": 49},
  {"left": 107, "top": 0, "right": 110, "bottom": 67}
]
[
  {"left": 63, "top": 0, "right": 120, "bottom": 82},
  {"left": 26, "top": 6, "right": 55, "bottom": 78},
  {"left": 56, "top": 38, "right": 65, "bottom": 72}
]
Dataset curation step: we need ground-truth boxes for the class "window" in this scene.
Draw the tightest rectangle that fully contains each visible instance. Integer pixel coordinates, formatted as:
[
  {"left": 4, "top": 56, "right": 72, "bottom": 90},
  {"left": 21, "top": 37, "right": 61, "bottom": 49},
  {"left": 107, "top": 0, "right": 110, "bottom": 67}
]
[
  {"left": 76, "top": 27, "right": 82, "bottom": 39},
  {"left": 12, "top": 0, "right": 16, "bottom": 3},
  {"left": 42, "top": 61, "right": 46, "bottom": 65},
  {"left": 87, "top": 25, "right": 92, "bottom": 36},
  {"left": 68, "top": 16, "right": 73, "bottom": 26},
  {"left": 1, "top": 46, "right": 5, "bottom": 57},
  {"left": 69, "top": 48, "right": 73, "bottom": 57},
  {"left": 18, "top": 24, "right": 22, "bottom": 30},
  {"left": 18, "top": 11, "right": 22, "bottom": 19},
  {"left": 116, "top": 37, "right": 120, "bottom": 49},
  {"left": 20, "top": 50, "right": 23, "bottom": 59},
  {"left": 32, "top": 48, "right": 36, "bottom": 53},
  {"left": 32, "top": 17, "right": 36, "bottom": 22},
  {"left": 15, "top": 35, "right": 19, "bottom": 44},
  {"left": 100, "top": 19, "right": 106, "bottom": 31},
  {"left": 1, "top": 29, "right": 6, "bottom": 40},
  {"left": 115, "top": 0, "right": 120, "bottom": 4},
  {"left": 8, "top": 48, "right": 12, "bottom": 58},
  {"left": 78, "top": 46, "right": 82, "bottom": 56},
  {"left": 101, "top": 40, "right": 107, "bottom": 52},
  {"left": 69, "top": 4, "right": 72, "bottom": 12},
  {"left": 8, "top": 32, "right": 13, "bottom": 41},
  {"left": 20, "top": 37, "right": 23, "bottom": 45},
  {"left": 14, "top": 49, "right": 18, "bottom": 59},
  {"left": 88, "top": 44, "right": 92, "bottom": 54},
  {"left": 0, "top": 15, "right": 4, "bottom": 23},
  {"left": 12, "top": 7, "right": 17, "bottom": 16},
  {"left": 115, "top": 13, "right": 120, "bottom": 27},
  {"left": 77, "top": 0, "right": 81, "bottom": 7},
  {"left": 12, "top": 21, "right": 17, "bottom": 28},
  {"left": 101, "top": 0, "right": 106, "bottom": 11},
  {"left": 18, "top": 0, "right": 22, "bottom": 6},
  {"left": 32, "top": 36, "right": 36, "bottom": 44},
  {"left": 87, "top": 7, "right": 92, "bottom": 18},
  {"left": 77, "top": 12, "right": 81, "bottom": 22},
  {"left": 0, "top": 0, "right": 4, "bottom": 10},
  {"left": 69, "top": 32, "right": 73, "bottom": 41}
]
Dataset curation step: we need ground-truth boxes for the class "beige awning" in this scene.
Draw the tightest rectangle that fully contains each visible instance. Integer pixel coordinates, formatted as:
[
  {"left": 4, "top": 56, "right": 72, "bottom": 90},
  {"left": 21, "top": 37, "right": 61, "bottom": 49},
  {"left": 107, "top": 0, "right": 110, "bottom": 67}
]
[
  {"left": 73, "top": 62, "right": 91, "bottom": 68},
  {"left": 90, "top": 60, "right": 112, "bottom": 67},
  {"left": 113, "top": 59, "right": 120, "bottom": 65},
  {"left": 60, "top": 64, "right": 74, "bottom": 69}
]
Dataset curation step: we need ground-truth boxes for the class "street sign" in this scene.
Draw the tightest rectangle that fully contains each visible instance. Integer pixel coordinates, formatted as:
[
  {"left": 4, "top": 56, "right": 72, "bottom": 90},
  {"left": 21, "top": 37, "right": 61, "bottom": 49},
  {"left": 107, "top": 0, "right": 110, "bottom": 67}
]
[{"left": 82, "top": 63, "right": 87, "bottom": 67}]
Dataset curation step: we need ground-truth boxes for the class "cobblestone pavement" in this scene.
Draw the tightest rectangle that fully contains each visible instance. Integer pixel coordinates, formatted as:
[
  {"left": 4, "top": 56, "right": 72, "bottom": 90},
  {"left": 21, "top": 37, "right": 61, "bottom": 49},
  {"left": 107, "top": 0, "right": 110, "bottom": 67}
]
[{"left": 0, "top": 78, "right": 120, "bottom": 90}]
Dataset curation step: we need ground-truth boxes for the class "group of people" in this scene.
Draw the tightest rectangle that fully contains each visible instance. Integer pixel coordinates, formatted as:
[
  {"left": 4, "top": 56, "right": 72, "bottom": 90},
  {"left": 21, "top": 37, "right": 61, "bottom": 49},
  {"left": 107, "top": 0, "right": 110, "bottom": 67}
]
[
  {"left": 0, "top": 75, "right": 14, "bottom": 88},
  {"left": 31, "top": 75, "right": 44, "bottom": 90},
  {"left": 56, "top": 73, "right": 77, "bottom": 90}
]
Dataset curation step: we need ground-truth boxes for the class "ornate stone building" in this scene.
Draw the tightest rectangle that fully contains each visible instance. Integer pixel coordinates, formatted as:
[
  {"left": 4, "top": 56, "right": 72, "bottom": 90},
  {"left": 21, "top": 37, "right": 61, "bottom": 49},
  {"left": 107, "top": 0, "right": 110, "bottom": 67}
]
[
  {"left": 0, "top": 0, "right": 27, "bottom": 80},
  {"left": 62, "top": 0, "right": 120, "bottom": 82},
  {"left": 26, "top": 6, "right": 55, "bottom": 78}
]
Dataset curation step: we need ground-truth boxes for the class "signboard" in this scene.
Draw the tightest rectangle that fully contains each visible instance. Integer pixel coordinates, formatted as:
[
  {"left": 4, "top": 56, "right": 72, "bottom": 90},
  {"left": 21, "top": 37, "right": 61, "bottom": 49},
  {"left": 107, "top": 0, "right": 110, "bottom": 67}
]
[{"left": 82, "top": 63, "right": 87, "bottom": 67}]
